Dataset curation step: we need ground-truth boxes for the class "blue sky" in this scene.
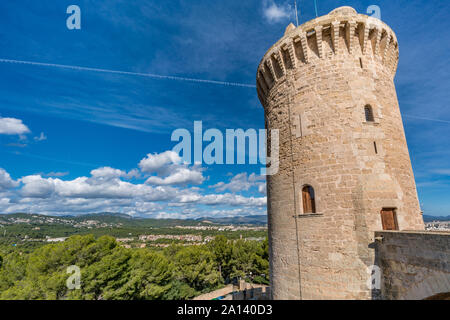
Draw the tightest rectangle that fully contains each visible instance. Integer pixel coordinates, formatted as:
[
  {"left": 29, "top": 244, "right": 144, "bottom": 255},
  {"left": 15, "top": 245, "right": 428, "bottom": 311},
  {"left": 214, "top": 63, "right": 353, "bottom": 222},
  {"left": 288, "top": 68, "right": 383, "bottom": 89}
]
[{"left": 0, "top": 0, "right": 449, "bottom": 217}]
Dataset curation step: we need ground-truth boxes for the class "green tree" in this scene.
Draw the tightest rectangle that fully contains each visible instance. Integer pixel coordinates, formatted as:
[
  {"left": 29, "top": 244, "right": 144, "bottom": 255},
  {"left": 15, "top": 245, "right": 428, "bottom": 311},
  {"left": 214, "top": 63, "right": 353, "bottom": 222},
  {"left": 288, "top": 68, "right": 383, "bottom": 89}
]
[
  {"left": 118, "top": 249, "right": 174, "bottom": 300},
  {"left": 163, "top": 280, "right": 198, "bottom": 300},
  {"left": 251, "top": 238, "right": 269, "bottom": 284},
  {"left": 174, "top": 246, "right": 222, "bottom": 293},
  {"left": 230, "top": 240, "right": 256, "bottom": 280},
  {"left": 76, "top": 246, "right": 132, "bottom": 300},
  {"left": 0, "top": 252, "right": 27, "bottom": 294},
  {"left": 0, "top": 234, "right": 270, "bottom": 300},
  {"left": 208, "top": 235, "right": 233, "bottom": 282}
]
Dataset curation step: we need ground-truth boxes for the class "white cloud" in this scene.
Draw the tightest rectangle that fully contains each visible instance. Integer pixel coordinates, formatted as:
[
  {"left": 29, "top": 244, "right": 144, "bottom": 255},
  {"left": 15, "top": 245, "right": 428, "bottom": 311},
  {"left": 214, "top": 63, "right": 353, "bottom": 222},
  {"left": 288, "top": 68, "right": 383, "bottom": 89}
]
[
  {"left": 17, "top": 173, "right": 187, "bottom": 205},
  {"left": 20, "top": 175, "right": 55, "bottom": 198},
  {"left": 90, "top": 167, "right": 140, "bottom": 180},
  {"left": 178, "top": 191, "right": 267, "bottom": 207},
  {"left": 0, "top": 168, "right": 18, "bottom": 191},
  {"left": 40, "top": 172, "right": 69, "bottom": 178},
  {"left": 197, "top": 208, "right": 266, "bottom": 219},
  {"left": 258, "top": 183, "right": 267, "bottom": 195},
  {"left": 34, "top": 132, "right": 47, "bottom": 141},
  {"left": 91, "top": 167, "right": 126, "bottom": 178},
  {"left": 150, "top": 211, "right": 186, "bottom": 220},
  {"left": 263, "top": 0, "right": 291, "bottom": 23},
  {"left": 199, "top": 193, "right": 267, "bottom": 207},
  {"left": 5, "top": 170, "right": 265, "bottom": 216},
  {"left": 53, "top": 177, "right": 147, "bottom": 199},
  {"left": 0, "top": 117, "right": 30, "bottom": 135},
  {"left": 0, "top": 153, "right": 266, "bottom": 218},
  {"left": 145, "top": 167, "right": 204, "bottom": 186},
  {"left": 6, "top": 143, "right": 27, "bottom": 148},
  {"left": 139, "top": 151, "right": 181, "bottom": 173},
  {"left": 139, "top": 151, "right": 205, "bottom": 186},
  {"left": 211, "top": 172, "right": 266, "bottom": 193}
]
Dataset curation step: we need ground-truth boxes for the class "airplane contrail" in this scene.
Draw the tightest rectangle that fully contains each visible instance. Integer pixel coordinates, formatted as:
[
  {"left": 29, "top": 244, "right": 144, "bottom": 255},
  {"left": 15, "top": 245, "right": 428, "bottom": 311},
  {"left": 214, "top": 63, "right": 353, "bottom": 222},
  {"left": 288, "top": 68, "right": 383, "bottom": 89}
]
[
  {"left": 404, "top": 114, "right": 450, "bottom": 125},
  {"left": 1, "top": 59, "right": 447, "bottom": 125},
  {"left": 0, "top": 58, "right": 256, "bottom": 88}
]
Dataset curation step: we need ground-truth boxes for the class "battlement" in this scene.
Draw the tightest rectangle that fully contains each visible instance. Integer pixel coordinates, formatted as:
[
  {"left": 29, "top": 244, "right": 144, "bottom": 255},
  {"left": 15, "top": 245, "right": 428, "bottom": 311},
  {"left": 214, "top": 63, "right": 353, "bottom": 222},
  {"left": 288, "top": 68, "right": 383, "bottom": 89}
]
[{"left": 256, "top": 6, "right": 399, "bottom": 104}]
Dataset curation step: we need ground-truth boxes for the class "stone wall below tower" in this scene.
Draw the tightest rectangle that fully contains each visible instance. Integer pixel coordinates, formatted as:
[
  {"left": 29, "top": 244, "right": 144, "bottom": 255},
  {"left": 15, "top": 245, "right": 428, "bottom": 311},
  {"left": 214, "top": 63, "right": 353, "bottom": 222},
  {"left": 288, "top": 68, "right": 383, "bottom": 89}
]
[{"left": 375, "top": 230, "right": 450, "bottom": 300}]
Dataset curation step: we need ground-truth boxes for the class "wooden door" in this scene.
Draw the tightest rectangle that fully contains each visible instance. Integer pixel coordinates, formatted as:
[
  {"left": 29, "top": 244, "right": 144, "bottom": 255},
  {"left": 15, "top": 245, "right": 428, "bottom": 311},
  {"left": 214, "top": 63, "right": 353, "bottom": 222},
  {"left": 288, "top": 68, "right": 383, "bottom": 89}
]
[{"left": 381, "top": 209, "right": 398, "bottom": 230}]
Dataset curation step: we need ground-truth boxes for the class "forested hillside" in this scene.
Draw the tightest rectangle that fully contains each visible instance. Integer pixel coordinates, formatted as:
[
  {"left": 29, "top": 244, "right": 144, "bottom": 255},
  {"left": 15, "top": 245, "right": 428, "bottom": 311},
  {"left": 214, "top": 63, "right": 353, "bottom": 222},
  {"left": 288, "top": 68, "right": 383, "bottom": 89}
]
[{"left": 0, "top": 235, "right": 269, "bottom": 300}]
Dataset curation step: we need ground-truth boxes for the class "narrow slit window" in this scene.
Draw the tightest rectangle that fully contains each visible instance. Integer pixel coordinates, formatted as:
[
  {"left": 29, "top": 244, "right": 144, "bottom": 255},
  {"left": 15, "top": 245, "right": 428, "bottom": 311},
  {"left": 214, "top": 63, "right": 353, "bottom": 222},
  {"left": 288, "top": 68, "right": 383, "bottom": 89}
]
[
  {"left": 374, "top": 141, "right": 378, "bottom": 154},
  {"left": 360, "top": 57, "right": 363, "bottom": 68},
  {"left": 365, "top": 105, "right": 375, "bottom": 122},
  {"left": 302, "top": 185, "right": 316, "bottom": 214}
]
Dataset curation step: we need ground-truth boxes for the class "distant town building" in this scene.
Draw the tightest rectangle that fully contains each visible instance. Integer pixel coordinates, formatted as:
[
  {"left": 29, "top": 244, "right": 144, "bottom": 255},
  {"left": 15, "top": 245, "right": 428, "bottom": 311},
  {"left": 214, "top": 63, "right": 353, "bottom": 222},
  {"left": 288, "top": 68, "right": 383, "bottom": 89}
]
[{"left": 46, "top": 237, "right": 67, "bottom": 243}]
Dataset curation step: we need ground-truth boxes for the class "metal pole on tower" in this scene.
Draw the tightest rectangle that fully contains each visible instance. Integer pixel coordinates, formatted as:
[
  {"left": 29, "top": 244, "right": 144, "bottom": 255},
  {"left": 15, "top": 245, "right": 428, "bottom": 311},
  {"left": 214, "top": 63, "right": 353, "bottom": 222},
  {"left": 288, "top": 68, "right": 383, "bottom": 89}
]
[
  {"left": 294, "top": 1, "right": 299, "bottom": 26},
  {"left": 314, "top": 0, "right": 318, "bottom": 17}
]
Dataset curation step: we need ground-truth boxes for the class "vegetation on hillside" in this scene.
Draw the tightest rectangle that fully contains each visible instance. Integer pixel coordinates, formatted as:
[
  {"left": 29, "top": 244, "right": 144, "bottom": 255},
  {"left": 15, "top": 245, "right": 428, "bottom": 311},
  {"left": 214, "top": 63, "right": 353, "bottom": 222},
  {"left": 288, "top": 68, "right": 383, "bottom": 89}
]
[
  {"left": 0, "top": 235, "right": 269, "bottom": 300},
  {"left": 0, "top": 213, "right": 267, "bottom": 242}
]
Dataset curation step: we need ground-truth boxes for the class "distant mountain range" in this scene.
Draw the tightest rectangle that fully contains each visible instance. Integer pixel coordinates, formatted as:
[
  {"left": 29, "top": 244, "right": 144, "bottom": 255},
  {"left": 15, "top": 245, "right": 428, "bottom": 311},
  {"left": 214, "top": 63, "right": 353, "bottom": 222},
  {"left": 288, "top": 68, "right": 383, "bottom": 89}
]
[
  {"left": 78, "top": 213, "right": 268, "bottom": 226},
  {"left": 196, "top": 215, "right": 267, "bottom": 226},
  {"left": 2, "top": 212, "right": 447, "bottom": 225},
  {"left": 0, "top": 212, "right": 268, "bottom": 226},
  {"left": 423, "top": 215, "right": 450, "bottom": 223}
]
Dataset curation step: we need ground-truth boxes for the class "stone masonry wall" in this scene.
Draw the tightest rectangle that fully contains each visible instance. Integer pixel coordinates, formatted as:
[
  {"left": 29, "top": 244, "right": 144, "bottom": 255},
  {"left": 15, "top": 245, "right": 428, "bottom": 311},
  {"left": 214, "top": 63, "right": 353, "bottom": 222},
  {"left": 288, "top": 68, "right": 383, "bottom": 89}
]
[{"left": 375, "top": 231, "right": 450, "bottom": 300}]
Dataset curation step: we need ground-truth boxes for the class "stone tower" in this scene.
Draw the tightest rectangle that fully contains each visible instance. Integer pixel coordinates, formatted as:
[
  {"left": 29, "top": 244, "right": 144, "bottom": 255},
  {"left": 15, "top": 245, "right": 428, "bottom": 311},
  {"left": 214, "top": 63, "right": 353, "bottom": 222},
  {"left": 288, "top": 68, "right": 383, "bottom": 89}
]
[{"left": 256, "top": 7, "right": 425, "bottom": 300}]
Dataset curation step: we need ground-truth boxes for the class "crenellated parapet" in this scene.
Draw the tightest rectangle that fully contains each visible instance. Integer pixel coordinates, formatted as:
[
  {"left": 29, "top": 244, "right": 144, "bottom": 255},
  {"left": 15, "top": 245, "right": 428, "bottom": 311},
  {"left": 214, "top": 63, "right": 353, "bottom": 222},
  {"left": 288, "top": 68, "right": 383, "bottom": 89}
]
[{"left": 256, "top": 7, "right": 399, "bottom": 104}]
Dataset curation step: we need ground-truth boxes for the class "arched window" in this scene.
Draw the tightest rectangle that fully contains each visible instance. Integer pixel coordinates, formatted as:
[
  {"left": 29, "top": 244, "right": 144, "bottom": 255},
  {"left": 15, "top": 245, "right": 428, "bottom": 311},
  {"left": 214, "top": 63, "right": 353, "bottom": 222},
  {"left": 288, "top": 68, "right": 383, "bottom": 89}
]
[
  {"left": 364, "top": 105, "right": 375, "bottom": 122},
  {"left": 302, "top": 185, "right": 316, "bottom": 214}
]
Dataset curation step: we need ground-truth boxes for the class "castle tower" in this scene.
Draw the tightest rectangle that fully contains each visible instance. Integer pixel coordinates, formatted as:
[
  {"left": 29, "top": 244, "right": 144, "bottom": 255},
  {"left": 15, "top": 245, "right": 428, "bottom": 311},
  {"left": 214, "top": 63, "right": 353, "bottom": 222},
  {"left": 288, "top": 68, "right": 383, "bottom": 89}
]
[{"left": 257, "top": 7, "right": 425, "bottom": 300}]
